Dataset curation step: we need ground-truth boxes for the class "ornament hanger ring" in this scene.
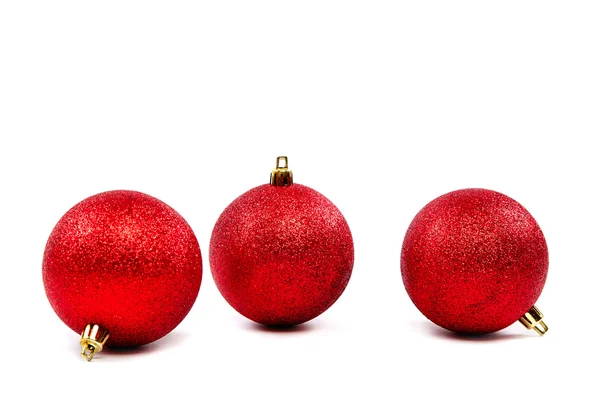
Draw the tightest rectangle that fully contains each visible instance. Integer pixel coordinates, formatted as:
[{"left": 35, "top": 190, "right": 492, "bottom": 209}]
[{"left": 270, "top": 156, "right": 293, "bottom": 186}]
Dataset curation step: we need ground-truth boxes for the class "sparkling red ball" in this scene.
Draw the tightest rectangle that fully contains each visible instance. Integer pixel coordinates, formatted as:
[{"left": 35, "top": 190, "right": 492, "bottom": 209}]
[
  {"left": 210, "top": 184, "right": 354, "bottom": 326},
  {"left": 401, "top": 188, "right": 548, "bottom": 334},
  {"left": 43, "top": 190, "right": 202, "bottom": 347}
]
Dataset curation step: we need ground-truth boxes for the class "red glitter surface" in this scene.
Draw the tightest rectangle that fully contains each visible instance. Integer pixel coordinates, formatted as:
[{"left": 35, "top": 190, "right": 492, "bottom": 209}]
[
  {"left": 210, "top": 184, "right": 354, "bottom": 326},
  {"left": 401, "top": 189, "right": 548, "bottom": 334},
  {"left": 43, "top": 191, "right": 202, "bottom": 347}
]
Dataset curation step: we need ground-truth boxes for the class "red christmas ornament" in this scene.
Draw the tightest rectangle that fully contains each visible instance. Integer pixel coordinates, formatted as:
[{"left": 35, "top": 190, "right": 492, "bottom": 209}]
[
  {"left": 401, "top": 188, "right": 549, "bottom": 335},
  {"left": 210, "top": 157, "right": 354, "bottom": 326},
  {"left": 43, "top": 190, "right": 202, "bottom": 360}
]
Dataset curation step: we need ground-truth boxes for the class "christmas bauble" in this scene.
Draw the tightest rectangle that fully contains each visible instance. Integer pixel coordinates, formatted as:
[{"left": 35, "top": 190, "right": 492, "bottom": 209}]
[
  {"left": 210, "top": 157, "right": 354, "bottom": 326},
  {"left": 401, "top": 188, "right": 548, "bottom": 335},
  {"left": 43, "top": 190, "right": 202, "bottom": 359}
]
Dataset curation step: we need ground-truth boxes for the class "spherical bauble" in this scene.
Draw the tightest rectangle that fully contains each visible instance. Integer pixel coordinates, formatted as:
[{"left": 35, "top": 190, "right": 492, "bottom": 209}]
[
  {"left": 401, "top": 188, "right": 548, "bottom": 334},
  {"left": 43, "top": 190, "right": 202, "bottom": 348},
  {"left": 210, "top": 183, "right": 354, "bottom": 326}
]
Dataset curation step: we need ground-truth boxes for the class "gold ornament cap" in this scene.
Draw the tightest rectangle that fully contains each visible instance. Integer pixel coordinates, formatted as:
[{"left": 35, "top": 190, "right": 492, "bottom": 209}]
[
  {"left": 519, "top": 305, "right": 548, "bottom": 336},
  {"left": 80, "top": 324, "right": 110, "bottom": 361},
  {"left": 270, "top": 156, "right": 293, "bottom": 186}
]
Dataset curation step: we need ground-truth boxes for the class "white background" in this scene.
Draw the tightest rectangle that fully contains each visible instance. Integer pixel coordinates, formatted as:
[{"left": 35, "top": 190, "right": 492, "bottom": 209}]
[{"left": 1, "top": 1, "right": 598, "bottom": 399}]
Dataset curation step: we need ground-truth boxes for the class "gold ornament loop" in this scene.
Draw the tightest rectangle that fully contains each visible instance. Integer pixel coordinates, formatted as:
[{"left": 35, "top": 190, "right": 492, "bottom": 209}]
[
  {"left": 270, "top": 156, "right": 293, "bottom": 186},
  {"left": 518, "top": 305, "right": 548, "bottom": 336},
  {"left": 80, "top": 324, "right": 110, "bottom": 361}
]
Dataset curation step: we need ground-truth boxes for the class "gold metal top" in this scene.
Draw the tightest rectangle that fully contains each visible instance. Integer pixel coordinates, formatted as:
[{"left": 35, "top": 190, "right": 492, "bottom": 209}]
[
  {"left": 519, "top": 305, "right": 548, "bottom": 336},
  {"left": 270, "top": 156, "right": 293, "bottom": 186},
  {"left": 80, "top": 324, "right": 110, "bottom": 361}
]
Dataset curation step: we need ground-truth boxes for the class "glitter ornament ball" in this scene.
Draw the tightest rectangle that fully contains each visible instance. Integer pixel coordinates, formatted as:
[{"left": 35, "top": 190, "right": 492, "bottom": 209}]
[
  {"left": 210, "top": 157, "right": 354, "bottom": 326},
  {"left": 43, "top": 190, "right": 202, "bottom": 359},
  {"left": 401, "top": 188, "right": 549, "bottom": 335}
]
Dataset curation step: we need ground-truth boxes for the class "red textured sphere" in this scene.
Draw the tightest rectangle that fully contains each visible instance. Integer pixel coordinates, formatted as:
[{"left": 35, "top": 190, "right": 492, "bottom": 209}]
[
  {"left": 401, "top": 189, "right": 548, "bottom": 334},
  {"left": 210, "top": 184, "right": 354, "bottom": 326},
  {"left": 43, "top": 190, "right": 202, "bottom": 347}
]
